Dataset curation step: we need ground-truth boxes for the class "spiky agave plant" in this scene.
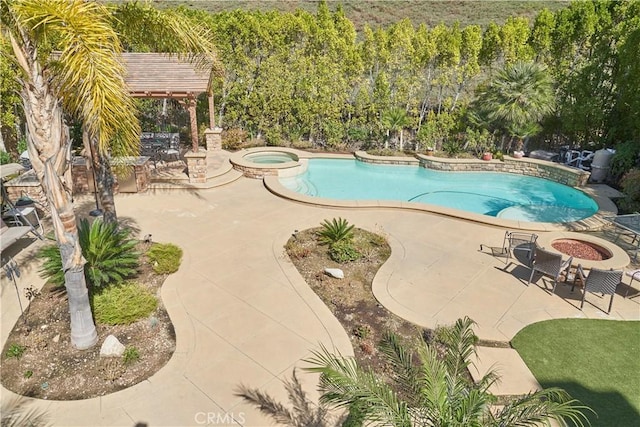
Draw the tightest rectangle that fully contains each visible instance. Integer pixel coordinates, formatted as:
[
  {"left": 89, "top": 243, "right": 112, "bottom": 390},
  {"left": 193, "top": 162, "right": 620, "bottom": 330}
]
[
  {"left": 38, "top": 219, "right": 139, "bottom": 288},
  {"left": 317, "top": 217, "right": 355, "bottom": 246}
]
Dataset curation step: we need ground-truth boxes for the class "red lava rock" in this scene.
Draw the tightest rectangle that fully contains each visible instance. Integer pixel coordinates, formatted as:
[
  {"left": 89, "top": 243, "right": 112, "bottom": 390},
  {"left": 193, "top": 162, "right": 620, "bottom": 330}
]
[{"left": 551, "top": 239, "right": 611, "bottom": 261}]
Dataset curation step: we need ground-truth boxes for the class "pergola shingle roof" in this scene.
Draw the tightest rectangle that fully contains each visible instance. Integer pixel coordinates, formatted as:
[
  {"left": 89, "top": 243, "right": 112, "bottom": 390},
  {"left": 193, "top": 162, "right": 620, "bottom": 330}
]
[{"left": 122, "top": 52, "right": 211, "bottom": 99}]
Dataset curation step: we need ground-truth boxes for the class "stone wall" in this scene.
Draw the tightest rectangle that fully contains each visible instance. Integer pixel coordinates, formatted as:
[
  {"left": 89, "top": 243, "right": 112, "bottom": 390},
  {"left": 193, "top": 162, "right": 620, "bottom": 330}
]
[
  {"left": 416, "top": 155, "right": 590, "bottom": 187},
  {"left": 71, "top": 156, "right": 151, "bottom": 194},
  {"left": 354, "top": 151, "right": 419, "bottom": 166},
  {"left": 4, "top": 171, "right": 50, "bottom": 216}
]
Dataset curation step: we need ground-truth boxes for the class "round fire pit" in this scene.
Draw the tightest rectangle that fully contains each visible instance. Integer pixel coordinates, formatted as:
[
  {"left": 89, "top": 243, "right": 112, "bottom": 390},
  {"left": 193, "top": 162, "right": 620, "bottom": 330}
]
[
  {"left": 551, "top": 239, "right": 612, "bottom": 261},
  {"left": 537, "top": 232, "right": 630, "bottom": 270}
]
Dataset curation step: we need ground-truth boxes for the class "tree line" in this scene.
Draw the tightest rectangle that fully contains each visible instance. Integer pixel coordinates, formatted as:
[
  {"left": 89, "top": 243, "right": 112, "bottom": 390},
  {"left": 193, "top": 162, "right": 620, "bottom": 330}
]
[{"left": 176, "top": 0, "right": 638, "bottom": 151}]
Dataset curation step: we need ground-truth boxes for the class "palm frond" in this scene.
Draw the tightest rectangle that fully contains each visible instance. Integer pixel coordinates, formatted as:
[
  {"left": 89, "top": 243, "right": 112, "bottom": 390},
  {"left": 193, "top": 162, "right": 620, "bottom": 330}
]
[
  {"left": 111, "top": 2, "right": 223, "bottom": 78},
  {"left": 305, "top": 344, "right": 412, "bottom": 427},
  {"left": 378, "top": 331, "right": 421, "bottom": 404},
  {"left": 235, "top": 384, "right": 298, "bottom": 426},
  {"left": 0, "top": 396, "right": 49, "bottom": 427},
  {"left": 491, "top": 387, "right": 593, "bottom": 427},
  {"left": 11, "top": 0, "right": 140, "bottom": 158}
]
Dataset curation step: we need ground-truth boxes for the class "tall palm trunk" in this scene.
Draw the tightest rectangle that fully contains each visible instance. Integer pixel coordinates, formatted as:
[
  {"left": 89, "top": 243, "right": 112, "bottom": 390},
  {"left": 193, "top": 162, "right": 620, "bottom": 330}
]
[
  {"left": 13, "top": 34, "right": 98, "bottom": 350},
  {"left": 83, "top": 127, "right": 117, "bottom": 224}
]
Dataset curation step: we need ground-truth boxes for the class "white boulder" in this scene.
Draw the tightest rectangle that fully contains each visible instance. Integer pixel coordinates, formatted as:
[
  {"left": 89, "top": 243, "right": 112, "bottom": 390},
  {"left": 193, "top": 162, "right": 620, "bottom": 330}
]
[
  {"left": 324, "top": 268, "right": 344, "bottom": 279},
  {"left": 100, "top": 334, "right": 125, "bottom": 357}
]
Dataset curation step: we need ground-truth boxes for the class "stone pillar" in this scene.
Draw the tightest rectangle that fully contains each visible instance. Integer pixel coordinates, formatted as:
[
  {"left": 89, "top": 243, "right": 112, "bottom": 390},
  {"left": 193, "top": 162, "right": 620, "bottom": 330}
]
[
  {"left": 204, "top": 128, "right": 222, "bottom": 152},
  {"left": 184, "top": 149, "right": 208, "bottom": 183}
]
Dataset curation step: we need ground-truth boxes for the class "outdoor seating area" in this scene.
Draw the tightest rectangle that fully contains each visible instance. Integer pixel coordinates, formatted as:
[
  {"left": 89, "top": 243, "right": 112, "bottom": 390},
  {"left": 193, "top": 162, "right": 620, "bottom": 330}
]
[
  {"left": 606, "top": 213, "right": 640, "bottom": 261},
  {"left": 2, "top": 177, "right": 639, "bottom": 426},
  {"left": 140, "top": 132, "right": 181, "bottom": 165}
]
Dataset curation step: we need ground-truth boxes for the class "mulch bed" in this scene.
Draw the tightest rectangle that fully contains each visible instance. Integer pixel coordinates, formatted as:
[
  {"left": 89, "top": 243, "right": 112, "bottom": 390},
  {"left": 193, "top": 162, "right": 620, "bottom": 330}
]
[{"left": 0, "top": 246, "right": 176, "bottom": 400}]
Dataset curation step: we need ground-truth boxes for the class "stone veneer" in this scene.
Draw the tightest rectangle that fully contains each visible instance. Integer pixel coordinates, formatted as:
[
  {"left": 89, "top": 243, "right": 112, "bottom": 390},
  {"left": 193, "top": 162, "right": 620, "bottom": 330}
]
[
  {"left": 71, "top": 156, "right": 151, "bottom": 194},
  {"left": 354, "top": 151, "right": 590, "bottom": 187},
  {"left": 184, "top": 149, "right": 208, "bottom": 183},
  {"left": 204, "top": 127, "right": 222, "bottom": 152},
  {"left": 4, "top": 170, "right": 49, "bottom": 215}
]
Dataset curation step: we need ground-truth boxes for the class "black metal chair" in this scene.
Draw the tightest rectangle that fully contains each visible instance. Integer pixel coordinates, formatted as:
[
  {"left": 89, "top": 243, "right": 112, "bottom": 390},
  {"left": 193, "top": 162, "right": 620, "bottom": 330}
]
[
  {"left": 528, "top": 247, "right": 573, "bottom": 294},
  {"left": 574, "top": 266, "right": 623, "bottom": 314}
]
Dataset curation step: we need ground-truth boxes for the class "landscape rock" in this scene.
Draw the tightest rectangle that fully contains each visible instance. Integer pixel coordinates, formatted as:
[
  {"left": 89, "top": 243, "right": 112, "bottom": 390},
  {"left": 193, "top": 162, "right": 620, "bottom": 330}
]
[
  {"left": 52, "top": 334, "right": 60, "bottom": 343},
  {"left": 324, "top": 268, "right": 344, "bottom": 279},
  {"left": 100, "top": 335, "right": 125, "bottom": 358}
]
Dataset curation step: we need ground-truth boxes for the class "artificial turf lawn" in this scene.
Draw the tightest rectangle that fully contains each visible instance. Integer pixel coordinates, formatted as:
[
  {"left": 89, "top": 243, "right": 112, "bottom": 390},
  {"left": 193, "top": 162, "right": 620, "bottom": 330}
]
[{"left": 512, "top": 319, "right": 640, "bottom": 427}]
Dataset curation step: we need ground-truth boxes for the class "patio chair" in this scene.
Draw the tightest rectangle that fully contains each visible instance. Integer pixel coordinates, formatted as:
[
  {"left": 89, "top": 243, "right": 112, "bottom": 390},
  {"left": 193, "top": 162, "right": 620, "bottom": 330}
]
[
  {"left": 625, "top": 269, "right": 640, "bottom": 298},
  {"left": 503, "top": 231, "right": 538, "bottom": 265},
  {"left": 527, "top": 246, "right": 573, "bottom": 293},
  {"left": 574, "top": 265, "right": 623, "bottom": 314},
  {"left": 479, "top": 231, "right": 537, "bottom": 266}
]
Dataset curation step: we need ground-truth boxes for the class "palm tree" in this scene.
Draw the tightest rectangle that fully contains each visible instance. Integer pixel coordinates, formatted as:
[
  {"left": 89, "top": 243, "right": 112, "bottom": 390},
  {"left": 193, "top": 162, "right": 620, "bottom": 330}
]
[
  {"left": 3, "top": 0, "right": 220, "bottom": 348},
  {"left": 470, "top": 61, "right": 555, "bottom": 152},
  {"left": 2, "top": 0, "right": 144, "bottom": 349},
  {"left": 382, "top": 107, "right": 411, "bottom": 151},
  {"left": 306, "top": 317, "right": 592, "bottom": 427},
  {"left": 236, "top": 369, "right": 347, "bottom": 427}
]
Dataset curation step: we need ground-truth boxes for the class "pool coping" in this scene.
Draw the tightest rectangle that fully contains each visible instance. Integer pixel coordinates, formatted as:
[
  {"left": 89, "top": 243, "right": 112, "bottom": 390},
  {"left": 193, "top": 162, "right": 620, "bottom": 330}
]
[{"left": 248, "top": 149, "right": 614, "bottom": 232}]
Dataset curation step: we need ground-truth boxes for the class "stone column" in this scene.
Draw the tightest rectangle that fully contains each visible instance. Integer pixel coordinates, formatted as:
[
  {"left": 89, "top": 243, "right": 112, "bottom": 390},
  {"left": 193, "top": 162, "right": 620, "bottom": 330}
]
[
  {"left": 184, "top": 149, "right": 208, "bottom": 184},
  {"left": 204, "top": 128, "right": 222, "bottom": 152}
]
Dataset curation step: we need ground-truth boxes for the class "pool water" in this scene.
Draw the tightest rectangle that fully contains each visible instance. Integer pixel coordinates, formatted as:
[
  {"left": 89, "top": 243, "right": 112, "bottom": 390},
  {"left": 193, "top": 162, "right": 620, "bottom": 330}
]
[
  {"left": 279, "top": 159, "right": 598, "bottom": 223},
  {"left": 244, "top": 152, "right": 297, "bottom": 164}
]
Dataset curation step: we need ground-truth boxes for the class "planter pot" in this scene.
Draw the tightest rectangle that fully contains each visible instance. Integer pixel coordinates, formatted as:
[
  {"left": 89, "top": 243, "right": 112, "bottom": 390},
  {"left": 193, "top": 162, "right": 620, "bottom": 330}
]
[
  {"left": 425, "top": 149, "right": 434, "bottom": 156},
  {"left": 482, "top": 152, "right": 493, "bottom": 161},
  {"left": 513, "top": 151, "right": 525, "bottom": 159}
]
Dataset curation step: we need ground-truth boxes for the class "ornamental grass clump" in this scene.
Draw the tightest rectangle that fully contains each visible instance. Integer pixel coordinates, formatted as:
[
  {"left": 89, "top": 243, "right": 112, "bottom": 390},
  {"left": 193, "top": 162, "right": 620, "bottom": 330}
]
[
  {"left": 147, "top": 243, "right": 183, "bottom": 274},
  {"left": 92, "top": 281, "right": 157, "bottom": 325}
]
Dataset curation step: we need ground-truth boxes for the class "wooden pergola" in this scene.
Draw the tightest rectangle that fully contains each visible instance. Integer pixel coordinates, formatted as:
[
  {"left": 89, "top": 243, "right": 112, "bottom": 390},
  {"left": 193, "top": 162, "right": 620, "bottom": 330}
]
[{"left": 122, "top": 52, "right": 216, "bottom": 152}]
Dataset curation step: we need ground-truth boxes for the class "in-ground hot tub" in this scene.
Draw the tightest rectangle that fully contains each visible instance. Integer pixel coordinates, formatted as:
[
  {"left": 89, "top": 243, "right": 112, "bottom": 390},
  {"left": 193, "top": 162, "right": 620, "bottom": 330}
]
[
  {"left": 244, "top": 151, "right": 298, "bottom": 164},
  {"left": 536, "top": 232, "right": 630, "bottom": 270},
  {"left": 230, "top": 148, "right": 307, "bottom": 178}
]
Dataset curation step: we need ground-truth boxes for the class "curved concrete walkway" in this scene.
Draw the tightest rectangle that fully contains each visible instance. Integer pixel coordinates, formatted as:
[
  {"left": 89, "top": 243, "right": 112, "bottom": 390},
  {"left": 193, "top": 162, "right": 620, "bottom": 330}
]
[{"left": 1, "top": 176, "right": 639, "bottom": 426}]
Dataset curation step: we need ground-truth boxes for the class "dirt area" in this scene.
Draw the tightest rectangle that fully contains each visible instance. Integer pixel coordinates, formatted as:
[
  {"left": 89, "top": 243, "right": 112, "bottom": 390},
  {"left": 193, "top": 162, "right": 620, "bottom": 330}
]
[
  {"left": 0, "top": 246, "right": 175, "bottom": 400},
  {"left": 285, "top": 227, "right": 424, "bottom": 373}
]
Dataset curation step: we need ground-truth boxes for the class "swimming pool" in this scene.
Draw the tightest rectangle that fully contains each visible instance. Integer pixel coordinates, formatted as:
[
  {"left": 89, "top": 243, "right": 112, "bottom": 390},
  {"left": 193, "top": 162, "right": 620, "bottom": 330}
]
[{"left": 279, "top": 159, "right": 598, "bottom": 223}]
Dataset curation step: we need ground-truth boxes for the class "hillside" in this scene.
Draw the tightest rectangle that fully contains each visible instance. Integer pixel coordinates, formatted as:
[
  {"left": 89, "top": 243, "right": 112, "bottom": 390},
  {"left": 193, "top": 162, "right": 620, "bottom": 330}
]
[{"left": 145, "top": 0, "right": 570, "bottom": 29}]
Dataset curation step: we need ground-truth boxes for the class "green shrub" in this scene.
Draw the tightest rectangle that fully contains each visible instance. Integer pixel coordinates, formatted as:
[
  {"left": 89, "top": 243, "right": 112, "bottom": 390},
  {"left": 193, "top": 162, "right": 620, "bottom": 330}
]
[
  {"left": 619, "top": 168, "right": 640, "bottom": 213},
  {"left": 147, "top": 243, "right": 183, "bottom": 274},
  {"left": 92, "top": 281, "right": 158, "bottom": 325},
  {"left": 221, "top": 128, "right": 247, "bottom": 151},
  {"left": 0, "top": 150, "right": 12, "bottom": 165},
  {"left": 37, "top": 244, "right": 66, "bottom": 287},
  {"left": 317, "top": 217, "right": 355, "bottom": 245},
  {"left": 442, "top": 139, "right": 464, "bottom": 157},
  {"left": 329, "top": 240, "right": 361, "bottom": 263},
  {"left": 122, "top": 346, "right": 140, "bottom": 365},
  {"left": 38, "top": 219, "right": 139, "bottom": 288},
  {"left": 610, "top": 141, "right": 640, "bottom": 182}
]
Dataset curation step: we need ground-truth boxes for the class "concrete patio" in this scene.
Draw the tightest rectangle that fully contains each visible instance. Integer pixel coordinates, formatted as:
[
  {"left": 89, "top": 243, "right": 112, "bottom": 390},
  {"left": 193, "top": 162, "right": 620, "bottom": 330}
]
[{"left": 1, "top": 175, "right": 639, "bottom": 426}]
